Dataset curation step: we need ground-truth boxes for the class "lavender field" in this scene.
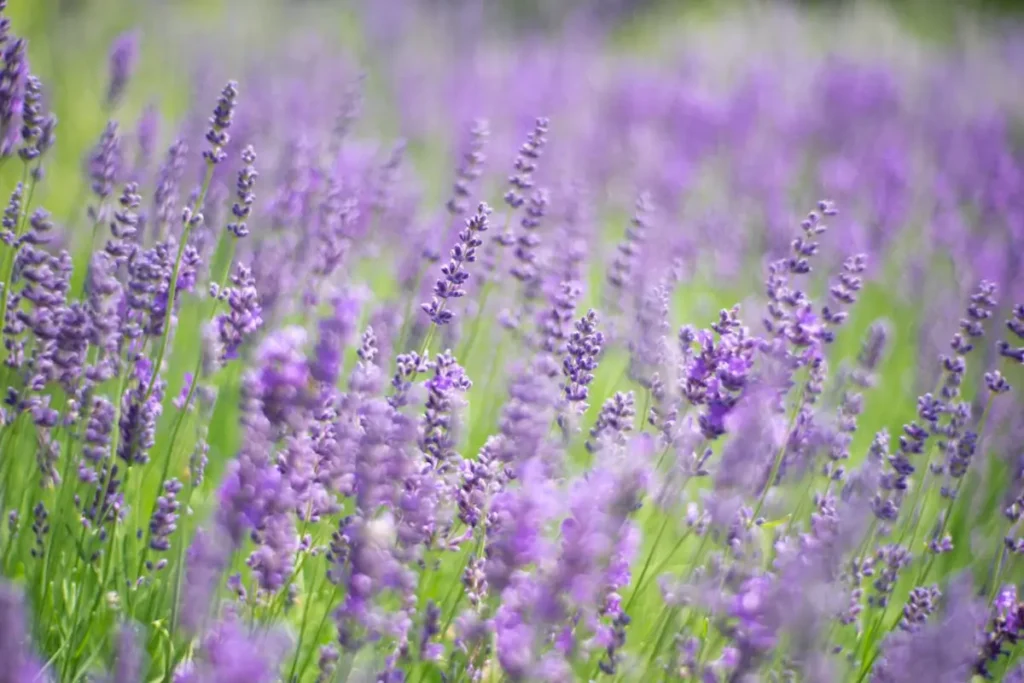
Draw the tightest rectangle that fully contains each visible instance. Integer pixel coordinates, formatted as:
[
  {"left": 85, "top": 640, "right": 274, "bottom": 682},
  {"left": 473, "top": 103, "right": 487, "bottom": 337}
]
[{"left": 1, "top": 0, "right": 1024, "bottom": 680}]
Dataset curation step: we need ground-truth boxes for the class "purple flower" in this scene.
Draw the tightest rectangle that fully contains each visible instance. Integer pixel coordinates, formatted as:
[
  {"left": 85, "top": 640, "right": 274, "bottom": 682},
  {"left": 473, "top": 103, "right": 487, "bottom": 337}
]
[
  {"left": 329, "top": 511, "right": 416, "bottom": 650},
  {"left": 976, "top": 584, "right": 1024, "bottom": 677},
  {"left": 246, "top": 511, "right": 298, "bottom": 593},
  {"left": 562, "top": 309, "right": 603, "bottom": 410},
  {"left": 819, "top": 253, "right": 867, "bottom": 343},
  {"left": 422, "top": 202, "right": 491, "bottom": 326},
  {"left": 17, "top": 73, "right": 43, "bottom": 162},
  {"left": 587, "top": 391, "right": 635, "bottom": 453},
  {"left": 681, "top": 308, "right": 760, "bottom": 440},
  {"left": 227, "top": 145, "right": 257, "bottom": 238},
  {"left": 106, "top": 30, "right": 139, "bottom": 108},
  {"left": 0, "top": 581, "right": 46, "bottom": 682},
  {"left": 217, "top": 411, "right": 295, "bottom": 546},
  {"left": 132, "top": 103, "right": 159, "bottom": 176},
  {"left": 246, "top": 326, "right": 312, "bottom": 430},
  {"left": 117, "top": 357, "right": 164, "bottom": 466},
  {"left": 447, "top": 118, "right": 489, "bottom": 218},
  {"left": 504, "top": 116, "right": 549, "bottom": 211},
  {"left": 180, "top": 526, "right": 232, "bottom": 634},
  {"left": 0, "top": 37, "right": 26, "bottom": 158},
  {"left": 204, "top": 81, "right": 238, "bottom": 165},
  {"left": 873, "top": 578, "right": 985, "bottom": 683},
  {"left": 997, "top": 303, "right": 1024, "bottom": 364},
  {"left": 349, "top": 325, "right": 383, "bottom": 397},
  {"left": 176, "top": 615, "right": 291, "bottom": 683},
  {"left": 83, "top": 396, "right": 115, "bottom": 465},
  {"left": 148, "top": 478, "right": 183, "bottom": 555},
  {"left": 110, "top": 624, "right": 143, "bottom": 683},
  {"left": 151, "top": 140, "right": 188, "bottom": 238},
  {"left": 606, "top": 192, "right": 653, "bottom": 311},
  {"left": 215, "top": 263, "right": 263, "bottom": 361},
  {"left": 485, "top": 458, "right": 559, "bottom": 594},
  {"left": 510, "top": 188, "right": 548, "bottom": 289},
  {"left": 538, "top": 280, "right": 580, "bottom": 361},
  {"left": 310, "top": 293, "right": 360, "bottom": 387},
  {"left": 420, "top": 349, "right": 471, "bottom": 473},
  {"left": 88, "top": 122, "right": 122, "bottom": 219},
  {"left": 898, "top": 585, "right": 941, "bottom": 633}
]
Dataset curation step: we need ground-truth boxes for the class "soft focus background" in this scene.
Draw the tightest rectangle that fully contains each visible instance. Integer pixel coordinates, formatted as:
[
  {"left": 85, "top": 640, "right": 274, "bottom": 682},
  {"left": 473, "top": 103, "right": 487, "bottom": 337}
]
[{"left": 11, "top": 0, "right": 1024, "bottom": 222}]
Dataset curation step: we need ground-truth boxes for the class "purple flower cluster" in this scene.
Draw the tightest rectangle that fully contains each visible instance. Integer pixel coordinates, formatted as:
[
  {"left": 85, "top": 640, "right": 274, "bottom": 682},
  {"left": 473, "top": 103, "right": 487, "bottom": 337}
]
[{"left": 422, "top": 203, "right": 491, "bottom": 326}]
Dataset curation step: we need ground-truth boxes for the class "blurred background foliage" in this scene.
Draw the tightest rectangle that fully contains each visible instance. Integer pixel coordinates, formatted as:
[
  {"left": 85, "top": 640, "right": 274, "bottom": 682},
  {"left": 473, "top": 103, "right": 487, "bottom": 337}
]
[{"left": 6, "top": 0, "right": 1023, "bottom": 224}]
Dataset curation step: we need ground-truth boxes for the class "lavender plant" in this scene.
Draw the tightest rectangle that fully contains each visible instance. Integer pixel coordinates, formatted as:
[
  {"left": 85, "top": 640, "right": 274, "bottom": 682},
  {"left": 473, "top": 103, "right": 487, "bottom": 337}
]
[{"left": 1, "top": 2, "right": 1023, "bottom": 681}]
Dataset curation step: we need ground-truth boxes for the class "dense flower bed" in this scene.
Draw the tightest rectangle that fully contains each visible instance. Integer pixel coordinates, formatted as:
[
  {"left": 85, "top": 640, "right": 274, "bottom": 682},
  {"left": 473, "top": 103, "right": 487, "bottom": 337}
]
[{"left": 0, "top": 2, "right": 1023, "bottom": 680}]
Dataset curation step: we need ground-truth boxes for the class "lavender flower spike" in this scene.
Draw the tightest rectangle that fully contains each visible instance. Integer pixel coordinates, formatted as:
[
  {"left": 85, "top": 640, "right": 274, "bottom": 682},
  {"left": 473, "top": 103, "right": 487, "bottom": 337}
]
[
  {"left": 447, "top": 118, "right": 489, "bottom": 218},
  {"left": 204, "top": 80, "right": 238, "bottom": 164},
  {"left": 227, "top": 145, "right": 257, "bottom": 238},
  {"left": 106, "top": 29, "right": 140, "bottom": 108},
  {"left": 563, "top": 309, "right": 604, "bottom": 410},
  {"left": 422, "top": 202, "right": 491, "bottom": 326},
  {"left": 504, "top": 116, "right": 549, "bottom": 210},
  {"left": 0, "top": 582, "right": 46, "bottom": 682}
]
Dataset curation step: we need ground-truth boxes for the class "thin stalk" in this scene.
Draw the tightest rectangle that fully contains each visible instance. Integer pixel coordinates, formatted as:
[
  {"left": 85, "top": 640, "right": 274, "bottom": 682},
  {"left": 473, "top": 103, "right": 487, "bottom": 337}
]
[
  {"left": 294, "top": 585, "right": 343, "bottom": 680},
  {"left": 749, "top": 399, "right": 802, "bottom": 527},
  {"left": 142, "top": 161, "right": 216, "bottom": 405},
  {"left": 912, "top": 394, "right": 995, "bottom": 588},
  {"left": 457, "top": 211, "right": 514, "bottom": 360},
  {"left": 987, "top": 544, "right": 1009, "bottom": 607},
  {"left": 288, "top": 566, "right": 326, "bottom": 681},
  {"left": 396, "top": 262, "right": 428, "bottom": 354}
]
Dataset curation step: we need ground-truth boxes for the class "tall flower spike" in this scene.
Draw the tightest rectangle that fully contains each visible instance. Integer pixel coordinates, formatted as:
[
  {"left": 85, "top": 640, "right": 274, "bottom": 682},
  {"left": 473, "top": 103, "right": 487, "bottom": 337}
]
[
  {"left": 215, "top": 263, "right": 263, "bottom": 361},
  {"left": 587, "top": 391, "right": 636, "bottom": 453},
  {"left": 447, "top": 118, "right": 489, "bottom": 218},
  {"left": 152, "top": 139, "right": 188, "bottom": 238},
  {"left": 421, "top": 349, "right": 472, "bottom": 474},
  {"left": 112, "top": 624, "right": 143, "bottom": 683},
  {"left": 204, "top": 80, "right": 238, "bottom": 164},
  {"left": 819, "top": 253, "right": 867, "bottom": 343},
  {"left": 0, "top": 181, "right": 19, "bottom": 246},
  {"left": 228, "top": 145, "right": 258, "bottom": 238},
  {"left": 563, "top": 309, "right": 604, "bottom": 410},
  {"left": 17, "top": 74, "right": 41, "bottom": 162},
  {"left": 0, "top": 581, "right": 45, "bottom": 680},
  {"left": 504, "top": 116, "right": 549, "bottom": 211},
  {"left": 0, "top": 37, "right": 25, "bottom": 157},
  {"left": 177, "top": 615, "right": 292, "bottom": 683},
  {"left": 422, "top": 202, "right": 491, "bottom": 326},
  {"left": 106, "top": 29, "right": 139, "bottom": 108},
  {"left": 607, "top": 192, "right": 654, "bottom": 309},
  {"left": 997, "top": 304, "right": 1024, "bottom": 364},
  {"left": 88, "top": 122, "right": 122, "bottom": 218},
  {"left": 510, "top": 188, "right": 548, "bottom": 288}
]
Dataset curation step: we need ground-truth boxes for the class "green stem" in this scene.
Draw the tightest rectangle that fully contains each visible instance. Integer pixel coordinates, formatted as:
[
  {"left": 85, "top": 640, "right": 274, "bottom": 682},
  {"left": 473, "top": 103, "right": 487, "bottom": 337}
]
[
  {"left": 749, "top": 397, "right": 803, "bottom": 527},
  {"left": 395, "top": 263, "right": 427, "bottom": 355},
  {"left": 142, "top": 161, "right": 216, "bottom": 405},
  {"left": 294, "top": 585, "right": 343, "bottom": 680},
  {"left": 288, "top": 566, "right": 326, "bottom": 682},
  {"left": 911, "top": 394, "right": 996, "bottom": 588},
  {"left": 621, "top": 515, "right": 672, "bottom": 615},
  {"left": 988, "top": 544, "right": 1009, "bottom": 607},
  {"left": 457, "top": 211, "right": 514, "bottom": 361}
]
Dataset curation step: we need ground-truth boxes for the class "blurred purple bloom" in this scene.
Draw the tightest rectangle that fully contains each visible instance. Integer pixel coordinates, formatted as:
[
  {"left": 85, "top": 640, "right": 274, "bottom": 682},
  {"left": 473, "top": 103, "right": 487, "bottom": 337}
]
[
  {"left": 175, "top": 615, "right": 291, "bottom": 683},
  {"left": 0, "top": 582, "right": 46, "bottom": 683},
  {"left": 106, "top": 30, "right": 140, "bottom": 108}
]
